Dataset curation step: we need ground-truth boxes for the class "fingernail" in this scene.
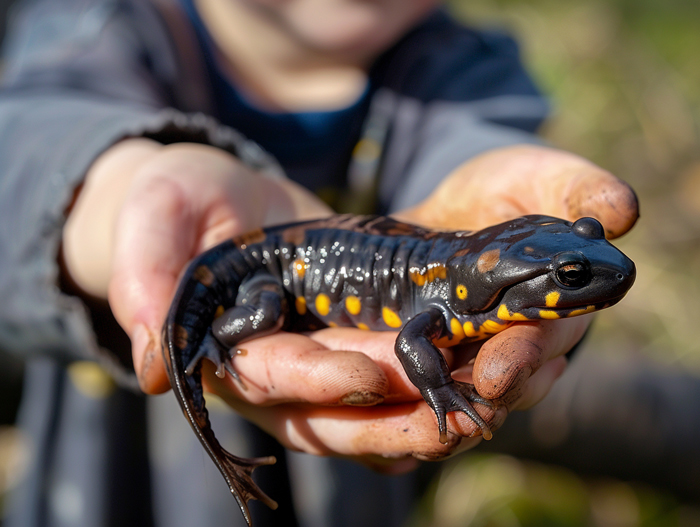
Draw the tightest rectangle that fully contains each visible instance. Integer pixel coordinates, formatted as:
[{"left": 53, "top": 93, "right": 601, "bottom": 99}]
[
  {"left": 131, "top": 324, "right": 154, "bottom": 385},
  {"left": 131, "top": 324, "right": 149, "bottom": 358}
]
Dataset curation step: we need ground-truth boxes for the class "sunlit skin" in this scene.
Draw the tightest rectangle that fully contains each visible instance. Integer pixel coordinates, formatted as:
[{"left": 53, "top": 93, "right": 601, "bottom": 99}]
[
  {"left": 195, "top": 0, "right": 440, "bottom": 110},
  {"left": 61, "top": 0, "right": 639, "bottom": 480}
]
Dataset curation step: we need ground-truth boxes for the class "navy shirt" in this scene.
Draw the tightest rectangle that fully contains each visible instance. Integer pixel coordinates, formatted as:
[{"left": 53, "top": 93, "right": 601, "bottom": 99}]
[{"left": 179, "top": 0, "right": 371, "bottom": 191}]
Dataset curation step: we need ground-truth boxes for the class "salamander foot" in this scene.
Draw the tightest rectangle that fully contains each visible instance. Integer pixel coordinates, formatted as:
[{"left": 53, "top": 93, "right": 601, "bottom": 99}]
[
  {"left": 218, "top": 449, "right": 278, "bottom": 526},
  {"left": 421, "top": 381, "right": 494, "bottom": 444},
  {"left": 184, "top": 330, "right": 239, "bottom": 381}
]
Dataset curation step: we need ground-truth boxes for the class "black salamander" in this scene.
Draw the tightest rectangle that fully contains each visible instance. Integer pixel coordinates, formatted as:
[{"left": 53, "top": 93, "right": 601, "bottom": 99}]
[{"left": 162, "top": 214, "right": 636, "bottom": 525}]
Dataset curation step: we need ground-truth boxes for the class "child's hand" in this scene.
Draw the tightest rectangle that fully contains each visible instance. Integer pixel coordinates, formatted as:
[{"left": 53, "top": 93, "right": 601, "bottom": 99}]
[{"left": 62, "top": 138, "right": 331, "bottom": 392}]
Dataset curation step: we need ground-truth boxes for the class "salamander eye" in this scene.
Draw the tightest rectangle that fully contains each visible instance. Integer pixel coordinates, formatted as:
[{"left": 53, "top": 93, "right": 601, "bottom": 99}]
[{"left": 555, "top": 261, "right": 591, "bottom": 288}]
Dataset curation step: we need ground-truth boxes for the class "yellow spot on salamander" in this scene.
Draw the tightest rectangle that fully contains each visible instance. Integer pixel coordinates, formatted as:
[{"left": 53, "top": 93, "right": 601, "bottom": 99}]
[
  {"left": 433, "top": 336, "right": 451, "bottom": 348},
  {"left": 357, "top": 323, "right": 370, "bottom": 331},
  {"left": 293, "top": 259, "right": 308, "bottom": 279},
  {"left": 568, "top": 305, "right": 597, "bottom": 317},
  {"left": 539, "top": 310, "right": 560, "bottom": 320},
  {"left": 497, "top": 304, "right": 529, "bottom": 321},
  {"left": 410, "top": 263, "right": 447, "bottom": 286},
  {"left": 296, "top": 296, "right": 307, "bottom": 315},
  {"left": 455, "top": 284, "right": 468, "bottom": 300},
  {"left": 480, "top": 319, "right": 511, "bottom": 334},
  {"left": 545, "top": 291, "right": 561, "bottom": 308},
  {"left": 411, "top": 271, "right": 426, "bottom": 286},
  {"left": 463, "top": 321, "right": 478, "bottom": 338},
  {"left": 214, "top": 305, "right": 225, "bottom": 318},
  {"left": 328, "top": 321, "right": 338, "bottom": 328},
  {"left": 451, "top": 317, "right": 466, "bottom": 340},
  {"left": 428, "top": 264, "right": 447, "bottom": 282},
  {"left": 382, "top": 307, "right": 402, "bottom": 328},
  {"left": 345, "top": 295, "right": 362, "bottom": 315},
  {"left": 410, "top": 272, "right": 427, "bottom": 286},
  {"left": 315, "top": 294, "right": 331, "bottom": 316}
]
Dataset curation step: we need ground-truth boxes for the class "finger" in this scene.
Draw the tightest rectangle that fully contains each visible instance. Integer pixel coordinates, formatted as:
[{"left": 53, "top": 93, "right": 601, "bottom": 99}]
[
  {"left": 306, "top": 328, "right": 423, "bottom": 400},
  {"left": 109, "top": 175, "right": 200, "bottom": 394},
  {"left": 359, "top": 456, "right": 420, "bottom": 475},
  {"left": 263, "top": 177, "right": 334, "bottom": 225},
  {"left": 565, "top": 169, "right": 639, "bottom": 239},
  {"left": 61, "top": 138, "right": 162, "bottom": 299},
  {"left": 397, "top": 145, "right": 639, "bottom": 238},
  {"left": 229, "top": 398, "right": 489, "bottom": 461},
  {"left": 303, "top": 328, "right": 508, "bottom": 440},
  {"left": 109, "top": 146, "right": 273, "bottom": 393},
  {"left": 471, "top": 316, "right": 590, "bottom": 400},
  {"left": 203, "top": 332, "right": 389, "bottom": 405}
]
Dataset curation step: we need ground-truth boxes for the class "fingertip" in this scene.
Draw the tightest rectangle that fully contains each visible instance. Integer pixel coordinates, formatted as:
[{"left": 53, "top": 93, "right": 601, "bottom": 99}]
[
  {"left": 567, "top": 171, "right": 639, "bottom": 239},
  {"left": 219, "top": 333, "right": 390, "bottom": 405},
  {"left": 471, "top": 325, "right": 544, "bottom": 399},
  {"left": 472, "top": 317, "right": 588, "bottom": 401},
  {"left": 132, "top": 323, "right": 171, "bottom": 394}
]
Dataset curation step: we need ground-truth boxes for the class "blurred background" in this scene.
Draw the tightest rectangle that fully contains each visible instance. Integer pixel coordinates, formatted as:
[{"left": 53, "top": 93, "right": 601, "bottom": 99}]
[
  {"left": 1, "top": 0, "right": 700, "bottom": 525},
  {"left": 414, "top": 1, "right": 700, "bottom": 526}
]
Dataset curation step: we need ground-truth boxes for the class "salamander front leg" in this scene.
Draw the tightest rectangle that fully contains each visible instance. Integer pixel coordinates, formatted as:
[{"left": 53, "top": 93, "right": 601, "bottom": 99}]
[{"left": 395, "top": 307, "right": 493, "bottom": 444}]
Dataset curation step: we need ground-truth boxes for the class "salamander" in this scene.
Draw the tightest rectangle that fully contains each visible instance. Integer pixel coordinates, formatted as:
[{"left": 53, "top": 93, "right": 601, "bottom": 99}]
[{"left": 162, "top": 214, "right": 636, "bottom": 525}]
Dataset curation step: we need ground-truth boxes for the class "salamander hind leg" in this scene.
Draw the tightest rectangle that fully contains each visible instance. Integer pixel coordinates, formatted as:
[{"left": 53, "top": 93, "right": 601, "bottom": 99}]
[
  {"left": 184, "top": 330, "right": 233, "bottom": 379},
  {"left": 209, "top": 273, "right": 286, "bottom": 382}
]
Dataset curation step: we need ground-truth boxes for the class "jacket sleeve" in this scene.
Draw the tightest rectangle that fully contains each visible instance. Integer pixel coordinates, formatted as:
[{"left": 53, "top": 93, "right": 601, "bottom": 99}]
[
  {"left": 371, "top": 13, "right": 550, "bottom": 213},
  {"left": 380, "top": 95, "right": 548, "bottom": 213},
  {"left": 0, "top": 0, "right": 277, "bottom": 384}
]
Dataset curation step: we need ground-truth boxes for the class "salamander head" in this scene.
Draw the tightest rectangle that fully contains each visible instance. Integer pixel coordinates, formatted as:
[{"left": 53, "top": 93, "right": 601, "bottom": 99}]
[{"left": 446, "top": 215, "right": 636, "bottom": 320}]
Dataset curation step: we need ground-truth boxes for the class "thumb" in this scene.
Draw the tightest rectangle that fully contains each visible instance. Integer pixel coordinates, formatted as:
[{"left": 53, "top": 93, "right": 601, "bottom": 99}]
[
  {"left": 108, "top": 146, "right": 268, "bottom": 394},
  {"left": 398, "top": 145, "right": 639, "bottom": 238}
]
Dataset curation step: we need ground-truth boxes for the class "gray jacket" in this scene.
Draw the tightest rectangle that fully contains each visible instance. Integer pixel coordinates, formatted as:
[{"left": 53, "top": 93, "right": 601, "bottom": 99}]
[
  {"left": 0, "top": 0, "right": 546, "bottom": 378},
  {"left": 0, "top": 1, "right": 546, "bottom": 526}
]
